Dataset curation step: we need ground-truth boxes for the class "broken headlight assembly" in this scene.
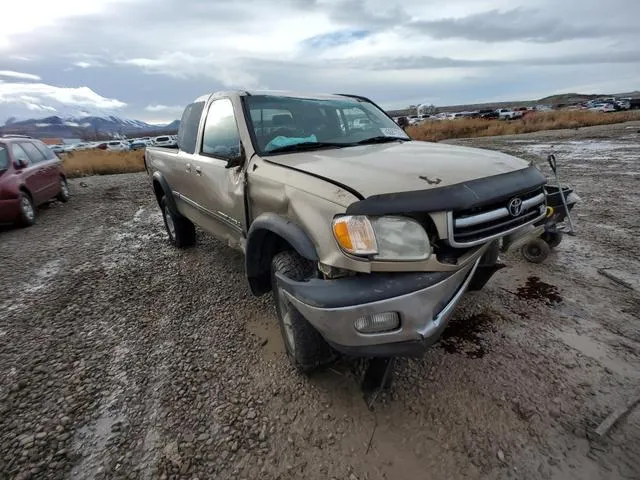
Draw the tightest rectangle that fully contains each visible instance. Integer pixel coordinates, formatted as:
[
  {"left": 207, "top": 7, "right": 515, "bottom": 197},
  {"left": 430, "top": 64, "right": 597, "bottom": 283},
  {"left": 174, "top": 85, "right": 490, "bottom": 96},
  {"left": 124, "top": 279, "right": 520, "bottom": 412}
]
[{"left": 332, "top": 215, "right": 431, "bottom": 261}]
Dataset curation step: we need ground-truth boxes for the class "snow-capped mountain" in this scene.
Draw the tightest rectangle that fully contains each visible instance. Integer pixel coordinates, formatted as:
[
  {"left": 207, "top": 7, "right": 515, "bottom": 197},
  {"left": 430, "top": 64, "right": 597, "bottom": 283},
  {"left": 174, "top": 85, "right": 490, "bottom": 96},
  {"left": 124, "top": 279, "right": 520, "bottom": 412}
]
[{"left": 1, "top": 115, "right": 179, "bottom": 138}]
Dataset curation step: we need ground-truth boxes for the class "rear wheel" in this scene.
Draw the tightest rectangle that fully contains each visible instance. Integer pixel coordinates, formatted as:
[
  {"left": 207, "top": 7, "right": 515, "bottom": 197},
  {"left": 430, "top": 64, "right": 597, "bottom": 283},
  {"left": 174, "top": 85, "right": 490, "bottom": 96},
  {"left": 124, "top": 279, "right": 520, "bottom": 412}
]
[
  {"left": 56, "top": 177, "right": 70, "bottom": 203},
  {"left": 521, "top": 238, "right": 550, "bottom": 264},
  {"left": 161, "top": 196, "right": 195, "bottom": 248},
  {"left": 271, "top": 250, "right": 335, "bottom": 373},
  {"left": 18, "top": 192, "right": 36, "bottom": 227}
]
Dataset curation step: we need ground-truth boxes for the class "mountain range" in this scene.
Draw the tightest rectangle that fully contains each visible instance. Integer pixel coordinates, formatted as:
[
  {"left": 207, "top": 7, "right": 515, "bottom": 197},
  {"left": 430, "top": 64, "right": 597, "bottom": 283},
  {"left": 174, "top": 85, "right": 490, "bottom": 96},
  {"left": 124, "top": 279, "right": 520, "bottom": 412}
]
[{"left": 0, "top": 115, "right": 180, "bottom": 139}]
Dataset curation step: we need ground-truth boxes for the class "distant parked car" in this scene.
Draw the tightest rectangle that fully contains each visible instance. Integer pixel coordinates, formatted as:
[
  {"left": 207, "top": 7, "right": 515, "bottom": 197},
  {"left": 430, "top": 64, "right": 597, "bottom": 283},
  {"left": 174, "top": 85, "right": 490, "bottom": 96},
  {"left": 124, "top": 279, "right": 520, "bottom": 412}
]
[
  {"left": 104, "top": 140, "right": 130, "bottom": 152},
  {"left": 496, "top": 109, "right": 523, "bottom": 120},
  {"left": 477, "top": 109, "right": 499, "bottom": 120},
  {"left": 0, "top": 136, "right": 70, "bottom": 227},
  {"left": 130, "top": 139, "right": 152, "bottom": 150},
  {"left": 152, "top": 136, "right": 177, "bottom": 147},
  {"left": 589, "top": 103, "right": 616, "bottom": 113}
]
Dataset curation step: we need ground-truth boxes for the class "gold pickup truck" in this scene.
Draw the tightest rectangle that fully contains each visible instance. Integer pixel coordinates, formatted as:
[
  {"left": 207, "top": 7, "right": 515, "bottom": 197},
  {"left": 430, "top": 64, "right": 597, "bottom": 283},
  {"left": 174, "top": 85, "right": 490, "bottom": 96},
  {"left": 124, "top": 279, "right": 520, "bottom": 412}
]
[{"left": 145, "top": 91, "right": 546, "bottom": 372}]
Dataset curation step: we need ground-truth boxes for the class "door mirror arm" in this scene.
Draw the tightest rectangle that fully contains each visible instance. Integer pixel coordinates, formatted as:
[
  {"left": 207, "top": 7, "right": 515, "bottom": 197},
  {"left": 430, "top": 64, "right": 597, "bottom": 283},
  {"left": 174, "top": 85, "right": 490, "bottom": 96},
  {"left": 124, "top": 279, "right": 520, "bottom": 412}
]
[
  {"left": 14, "top": 159, "right": 28, "bottom": 169},
  {"left": 225, "top": 143, "right": 246, "bottom": 169}
]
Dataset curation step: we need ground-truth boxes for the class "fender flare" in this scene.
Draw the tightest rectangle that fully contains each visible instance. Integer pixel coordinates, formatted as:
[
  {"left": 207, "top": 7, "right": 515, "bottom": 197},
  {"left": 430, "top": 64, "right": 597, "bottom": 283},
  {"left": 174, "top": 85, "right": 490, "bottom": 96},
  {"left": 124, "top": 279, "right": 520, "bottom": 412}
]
[
  {"left": 245, "top": 213, "right": 319, "bottom": 294},
  {"left": 151, "top": 171, "right": 178, "bottom": 212}
]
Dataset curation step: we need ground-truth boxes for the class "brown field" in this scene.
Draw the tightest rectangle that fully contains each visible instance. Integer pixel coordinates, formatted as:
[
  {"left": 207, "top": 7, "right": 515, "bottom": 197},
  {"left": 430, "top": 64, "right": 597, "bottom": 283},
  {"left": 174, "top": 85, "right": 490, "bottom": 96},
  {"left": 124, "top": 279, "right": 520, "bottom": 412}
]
[
  {"left": 61, "top": 150, "right": 146, "bottom": 178},
  {"left": 407, "top": 110, "right": 640, "bottom": 142}
]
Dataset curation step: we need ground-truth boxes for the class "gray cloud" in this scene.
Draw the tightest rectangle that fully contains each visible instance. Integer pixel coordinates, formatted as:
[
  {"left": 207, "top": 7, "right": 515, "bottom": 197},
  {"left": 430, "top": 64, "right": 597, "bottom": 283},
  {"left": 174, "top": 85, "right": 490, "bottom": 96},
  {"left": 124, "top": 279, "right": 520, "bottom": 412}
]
[
  {"left": 408, "top": 7, "right": 636, "bottom": 43},
  {"left": 1, "top": 0, "right": 639, "bottom": 123}
]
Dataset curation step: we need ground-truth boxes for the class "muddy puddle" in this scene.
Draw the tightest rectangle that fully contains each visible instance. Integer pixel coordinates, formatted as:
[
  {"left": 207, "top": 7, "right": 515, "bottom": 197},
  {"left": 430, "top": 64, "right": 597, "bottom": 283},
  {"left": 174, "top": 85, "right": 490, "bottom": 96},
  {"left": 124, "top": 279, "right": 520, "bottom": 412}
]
[
  {"left": 439, "top": 312, "right": 496, "bottom": 358},
  {"left": 516, "top": 275, "right": 563, "bottom": 305},
  {"left": 246, "top": 312, "right": 286, "bottom": 360}
]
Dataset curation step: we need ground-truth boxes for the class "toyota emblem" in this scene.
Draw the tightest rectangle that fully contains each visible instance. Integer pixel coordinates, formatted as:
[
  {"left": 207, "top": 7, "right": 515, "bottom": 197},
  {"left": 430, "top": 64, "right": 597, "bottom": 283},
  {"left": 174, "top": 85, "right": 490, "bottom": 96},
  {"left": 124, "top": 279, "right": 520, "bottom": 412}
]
[{"left": 508, "top": 197, "right": 523, "bottom": 217}]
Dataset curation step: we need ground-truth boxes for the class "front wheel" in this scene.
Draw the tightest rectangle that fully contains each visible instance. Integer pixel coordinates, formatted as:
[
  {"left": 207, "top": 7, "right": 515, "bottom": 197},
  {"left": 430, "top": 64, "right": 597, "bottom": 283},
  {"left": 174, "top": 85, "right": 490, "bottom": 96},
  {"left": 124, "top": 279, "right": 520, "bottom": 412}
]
[
  {"left": 18, "top": 192, "right": 36, "bottom": 227},
  {"left": 271, "top": 251, "right": 335, "bottom": 373}
]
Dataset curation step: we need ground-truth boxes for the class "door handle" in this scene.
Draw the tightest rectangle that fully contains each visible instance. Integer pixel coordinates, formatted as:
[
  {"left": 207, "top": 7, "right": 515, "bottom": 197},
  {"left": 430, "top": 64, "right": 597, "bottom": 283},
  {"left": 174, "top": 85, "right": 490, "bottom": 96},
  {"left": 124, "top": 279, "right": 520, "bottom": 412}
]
[
  {"left": 195, "top": 166, "right": 202, "bottom": 176},
  {"left": 185, "top": 163, "right": 191, "bottom": 173}
]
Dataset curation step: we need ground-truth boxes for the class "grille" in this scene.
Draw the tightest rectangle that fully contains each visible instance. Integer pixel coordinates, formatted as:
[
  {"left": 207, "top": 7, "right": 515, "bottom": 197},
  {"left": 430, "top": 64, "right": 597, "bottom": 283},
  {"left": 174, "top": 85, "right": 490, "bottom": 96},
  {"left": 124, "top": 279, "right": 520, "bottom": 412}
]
[{"left": 448, "top": 187, "right": 546, "bottom": 247}]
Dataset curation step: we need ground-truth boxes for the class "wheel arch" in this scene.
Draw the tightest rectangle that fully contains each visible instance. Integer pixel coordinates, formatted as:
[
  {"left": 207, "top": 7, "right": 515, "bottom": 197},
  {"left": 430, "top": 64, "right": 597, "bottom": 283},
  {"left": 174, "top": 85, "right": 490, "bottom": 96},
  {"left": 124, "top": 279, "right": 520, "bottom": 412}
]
[
  {"left": 245, "top": 213, "right": 319, "bottom": 296},
  {"left": 151, "top": 171, "right": 178, "bottom": 212}
]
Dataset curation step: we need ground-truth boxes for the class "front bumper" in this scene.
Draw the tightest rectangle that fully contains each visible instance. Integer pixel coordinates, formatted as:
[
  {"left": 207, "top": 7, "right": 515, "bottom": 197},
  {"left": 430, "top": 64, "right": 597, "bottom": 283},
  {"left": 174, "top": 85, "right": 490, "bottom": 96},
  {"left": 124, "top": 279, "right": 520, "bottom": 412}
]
[
  {"left": 276, "top": 257, "right": 481, "bottom": 357},
  {"left": 0, "top": 198, "right": 20, "bottom": 224}
]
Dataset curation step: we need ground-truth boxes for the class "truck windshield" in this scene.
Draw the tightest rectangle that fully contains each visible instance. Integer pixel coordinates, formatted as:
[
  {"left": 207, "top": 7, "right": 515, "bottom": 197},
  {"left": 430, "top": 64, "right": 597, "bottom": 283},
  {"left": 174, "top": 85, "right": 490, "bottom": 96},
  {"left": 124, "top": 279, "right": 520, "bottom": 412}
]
[{"left": 244, "top": 95, "right": 409, "bottom": 154}]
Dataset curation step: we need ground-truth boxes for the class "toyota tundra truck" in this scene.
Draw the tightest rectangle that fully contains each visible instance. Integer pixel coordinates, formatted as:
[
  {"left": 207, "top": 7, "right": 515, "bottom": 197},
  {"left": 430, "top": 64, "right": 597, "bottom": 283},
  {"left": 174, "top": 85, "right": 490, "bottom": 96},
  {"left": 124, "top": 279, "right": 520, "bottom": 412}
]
[{"left": 145, "top": 91, "right": 546, "bottom": 372}]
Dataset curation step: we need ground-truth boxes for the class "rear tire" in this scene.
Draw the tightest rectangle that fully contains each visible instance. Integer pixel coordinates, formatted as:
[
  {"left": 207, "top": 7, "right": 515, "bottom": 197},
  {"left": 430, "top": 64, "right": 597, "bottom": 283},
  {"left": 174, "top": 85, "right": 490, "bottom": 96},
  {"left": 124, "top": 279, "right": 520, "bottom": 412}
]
[
  {"left": 17, "top": 192, "right": 36, "bottom": 227},
  {"left": 521, "top": 238, "right": 550, "bottom": 264},
  {"left": 161, "top": 196, "right": 195, "bottom": 248},
  {"left": 271, "top": 250, "right": 335, "bottom": 373}
]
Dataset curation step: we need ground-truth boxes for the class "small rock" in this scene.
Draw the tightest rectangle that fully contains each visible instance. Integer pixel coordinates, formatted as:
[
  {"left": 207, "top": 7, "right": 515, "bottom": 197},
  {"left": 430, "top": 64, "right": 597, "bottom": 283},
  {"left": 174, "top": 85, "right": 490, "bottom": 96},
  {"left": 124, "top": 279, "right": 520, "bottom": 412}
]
[
  {"left": 497, "top": 450, "right": 506, "bottom": 463},
  {"left": 197, "top": 433, "right": 210, "bottom": 442}
]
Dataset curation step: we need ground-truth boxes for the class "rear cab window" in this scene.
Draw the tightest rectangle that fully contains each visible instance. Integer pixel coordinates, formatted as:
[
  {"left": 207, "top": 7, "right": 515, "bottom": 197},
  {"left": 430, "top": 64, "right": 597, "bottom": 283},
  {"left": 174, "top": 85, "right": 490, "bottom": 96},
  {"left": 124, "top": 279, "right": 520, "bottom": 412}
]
[{"left": 177, "top": 101, "right": 205, "bottom": 154}]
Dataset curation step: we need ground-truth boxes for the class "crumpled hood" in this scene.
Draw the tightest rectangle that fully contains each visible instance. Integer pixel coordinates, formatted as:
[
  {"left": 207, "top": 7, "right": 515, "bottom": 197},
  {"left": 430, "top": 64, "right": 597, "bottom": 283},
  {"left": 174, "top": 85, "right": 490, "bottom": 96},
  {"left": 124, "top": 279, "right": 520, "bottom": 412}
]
[{"left": 264, "top": 140, "right": 530, "bottom": 198}]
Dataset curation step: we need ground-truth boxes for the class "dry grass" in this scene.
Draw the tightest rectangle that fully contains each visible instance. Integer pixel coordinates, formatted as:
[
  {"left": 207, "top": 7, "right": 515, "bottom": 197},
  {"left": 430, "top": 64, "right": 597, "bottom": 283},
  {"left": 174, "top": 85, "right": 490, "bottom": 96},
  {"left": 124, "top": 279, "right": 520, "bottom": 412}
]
[
  {"left": 407, "top": 110, "right": 640, "bottom": 142},
  {"left": 61, "top": 150, "right": 146, "bottom": 178}
]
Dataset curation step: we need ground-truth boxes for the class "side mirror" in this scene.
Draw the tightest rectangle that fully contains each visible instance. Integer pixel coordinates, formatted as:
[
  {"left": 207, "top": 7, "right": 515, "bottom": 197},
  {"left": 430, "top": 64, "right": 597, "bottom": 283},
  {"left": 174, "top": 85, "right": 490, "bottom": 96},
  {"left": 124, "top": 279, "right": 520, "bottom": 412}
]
[
  {"left": 14, "top": 159, "right": 28, "bottom": 169},
  {"left": 225, "top": 144, "right": 246, "bottom": 169}
]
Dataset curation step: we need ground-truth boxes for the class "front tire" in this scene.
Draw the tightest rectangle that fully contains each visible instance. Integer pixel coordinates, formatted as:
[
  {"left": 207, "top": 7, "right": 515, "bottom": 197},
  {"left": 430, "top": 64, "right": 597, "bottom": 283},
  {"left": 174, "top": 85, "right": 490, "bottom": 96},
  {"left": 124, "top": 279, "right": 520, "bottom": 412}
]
[
  {"left": 271, "top": 250, "right": 335, "bottom": 373},
  {"left": 18, "top": 192, "right": 36, "bottom": 227},
  {"left": 161, "top": 196, "right": 195, "bottom": 248}
]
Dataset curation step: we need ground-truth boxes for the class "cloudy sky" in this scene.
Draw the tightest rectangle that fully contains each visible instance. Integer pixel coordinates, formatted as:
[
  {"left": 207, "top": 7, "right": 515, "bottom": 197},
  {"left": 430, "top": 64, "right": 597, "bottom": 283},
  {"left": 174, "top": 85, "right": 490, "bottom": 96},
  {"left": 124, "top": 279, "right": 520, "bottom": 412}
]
[{"left": 1, "top": 0, "right": 639, "bottom": 124}]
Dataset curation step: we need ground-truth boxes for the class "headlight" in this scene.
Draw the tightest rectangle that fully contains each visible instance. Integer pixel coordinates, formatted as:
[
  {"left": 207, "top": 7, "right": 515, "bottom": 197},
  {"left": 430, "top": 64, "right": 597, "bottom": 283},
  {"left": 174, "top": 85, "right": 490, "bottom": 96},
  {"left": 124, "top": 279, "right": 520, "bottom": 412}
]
[{"left": 332, "top": 215, "right": 431, "bottom": 261}]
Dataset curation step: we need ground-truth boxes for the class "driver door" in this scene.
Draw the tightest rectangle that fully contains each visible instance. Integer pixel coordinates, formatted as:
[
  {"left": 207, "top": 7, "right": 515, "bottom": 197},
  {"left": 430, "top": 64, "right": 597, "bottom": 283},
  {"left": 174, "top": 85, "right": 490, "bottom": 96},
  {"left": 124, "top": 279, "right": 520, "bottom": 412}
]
[{"left": 183, "top": 98, "right": 246, "bottom": 249}]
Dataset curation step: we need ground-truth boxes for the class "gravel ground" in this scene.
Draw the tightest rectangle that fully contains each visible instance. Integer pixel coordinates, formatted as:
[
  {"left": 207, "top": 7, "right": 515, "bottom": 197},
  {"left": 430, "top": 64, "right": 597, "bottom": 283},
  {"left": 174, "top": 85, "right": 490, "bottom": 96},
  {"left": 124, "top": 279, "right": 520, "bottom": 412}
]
[{"left": 1, "top": 121, "right": 639, "bottom": 479}]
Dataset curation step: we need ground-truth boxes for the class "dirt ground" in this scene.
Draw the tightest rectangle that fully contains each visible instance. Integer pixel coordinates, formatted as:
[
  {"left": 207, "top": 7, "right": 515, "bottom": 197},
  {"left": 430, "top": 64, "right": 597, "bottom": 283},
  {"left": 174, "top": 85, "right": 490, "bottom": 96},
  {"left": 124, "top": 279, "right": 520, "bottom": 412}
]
[{"left": 1, "top": 121, "right": 639, "bottom": 480}]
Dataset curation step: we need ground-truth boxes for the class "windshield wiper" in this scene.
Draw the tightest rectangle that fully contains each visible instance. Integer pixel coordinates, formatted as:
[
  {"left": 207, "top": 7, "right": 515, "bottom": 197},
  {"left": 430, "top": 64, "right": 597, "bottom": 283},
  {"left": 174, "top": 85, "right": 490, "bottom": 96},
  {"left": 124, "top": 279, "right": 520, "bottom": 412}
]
[
  {"left": 355, "top": 136, "right": 409, "bottom": 145},
  {"left": 265, "top": 141, "right": 346, "bottom": 154}
]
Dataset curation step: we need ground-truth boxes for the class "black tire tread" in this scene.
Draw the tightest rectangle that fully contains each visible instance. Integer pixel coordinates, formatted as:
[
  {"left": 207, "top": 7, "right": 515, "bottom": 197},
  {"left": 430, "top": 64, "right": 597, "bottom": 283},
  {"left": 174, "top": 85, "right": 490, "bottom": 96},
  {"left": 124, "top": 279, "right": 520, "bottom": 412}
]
[
  {"left": 271, "top": 251, "right": 335, "bottom": 373},
  {"left": 161, "top": 196, "right": 196, "bottom": 248},
  {"left": 17, "top": 192, "right": 35, "bottom": 227}
]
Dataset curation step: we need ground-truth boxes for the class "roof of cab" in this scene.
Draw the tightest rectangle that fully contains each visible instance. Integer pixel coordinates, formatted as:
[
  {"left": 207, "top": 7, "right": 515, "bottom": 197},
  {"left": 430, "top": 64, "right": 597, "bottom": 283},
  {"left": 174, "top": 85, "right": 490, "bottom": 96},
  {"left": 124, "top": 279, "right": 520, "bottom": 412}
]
[{"left": 192, "top": 90, "right": 361, "bottom": 104}]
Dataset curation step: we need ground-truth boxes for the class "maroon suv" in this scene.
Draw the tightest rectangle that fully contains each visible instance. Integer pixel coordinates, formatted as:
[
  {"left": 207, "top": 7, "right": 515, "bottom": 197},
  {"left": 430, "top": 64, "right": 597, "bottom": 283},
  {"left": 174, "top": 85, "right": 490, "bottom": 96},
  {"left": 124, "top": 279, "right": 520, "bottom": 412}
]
[{"left": 0, "top": 136, "right": 69, "bottom": 227}]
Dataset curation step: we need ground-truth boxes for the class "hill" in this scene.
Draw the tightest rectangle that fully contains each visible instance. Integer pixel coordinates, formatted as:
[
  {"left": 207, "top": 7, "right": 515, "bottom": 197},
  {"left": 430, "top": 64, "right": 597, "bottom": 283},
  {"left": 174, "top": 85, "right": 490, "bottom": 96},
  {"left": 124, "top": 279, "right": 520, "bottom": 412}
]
[{"left": 0, "top": 115, "right": 180, "bottom": 139}]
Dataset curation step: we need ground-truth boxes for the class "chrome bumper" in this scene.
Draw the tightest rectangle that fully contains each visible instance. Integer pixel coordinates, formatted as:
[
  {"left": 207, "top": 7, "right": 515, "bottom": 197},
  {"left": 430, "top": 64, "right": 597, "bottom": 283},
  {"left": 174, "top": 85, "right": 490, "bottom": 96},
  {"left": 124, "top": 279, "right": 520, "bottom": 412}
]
[{"left": 281, "top": 258, "right": 480, "bottom": 356}]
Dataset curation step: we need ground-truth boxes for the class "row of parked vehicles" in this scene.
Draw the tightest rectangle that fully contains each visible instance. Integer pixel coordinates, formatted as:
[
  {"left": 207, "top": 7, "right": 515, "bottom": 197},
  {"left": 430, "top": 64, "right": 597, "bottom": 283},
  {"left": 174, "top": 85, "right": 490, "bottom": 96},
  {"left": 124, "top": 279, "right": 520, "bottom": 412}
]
[
  {"left": 397, "top": 105, "right": 553, "bottom": 126},
  {"left": 49, "top": 135, "right": 177, "bottom": 154}
]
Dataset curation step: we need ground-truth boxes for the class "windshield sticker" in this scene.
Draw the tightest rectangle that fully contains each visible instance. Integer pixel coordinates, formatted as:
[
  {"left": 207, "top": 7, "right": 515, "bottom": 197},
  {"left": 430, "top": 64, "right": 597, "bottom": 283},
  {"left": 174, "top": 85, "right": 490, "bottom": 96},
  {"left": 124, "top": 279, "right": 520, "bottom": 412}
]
[{"left": 380, "top": 127, "right": 406, "bottom": 137}]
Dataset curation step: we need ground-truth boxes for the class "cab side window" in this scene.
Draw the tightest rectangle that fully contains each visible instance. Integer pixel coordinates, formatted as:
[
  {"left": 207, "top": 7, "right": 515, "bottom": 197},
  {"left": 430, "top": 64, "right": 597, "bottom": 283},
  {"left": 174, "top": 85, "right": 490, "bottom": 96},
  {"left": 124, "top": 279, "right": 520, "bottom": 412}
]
[
  {"left": 19, "top": 142, "right": 47, "bottom": 164},
  {"left": 177, "top": 101, "right": 205, "bottom": 154},
  {"left": 0, "top": 145, "right": 9, "bottom": 170},
  {"left": 11, "top": 144, "right": 31, "bottom": 165},
  {"left": 33, "top": 141, "right": 57, "bottom": 160},
  {"left": 201, "top": 99, "right": 241, "bottom": 159}
]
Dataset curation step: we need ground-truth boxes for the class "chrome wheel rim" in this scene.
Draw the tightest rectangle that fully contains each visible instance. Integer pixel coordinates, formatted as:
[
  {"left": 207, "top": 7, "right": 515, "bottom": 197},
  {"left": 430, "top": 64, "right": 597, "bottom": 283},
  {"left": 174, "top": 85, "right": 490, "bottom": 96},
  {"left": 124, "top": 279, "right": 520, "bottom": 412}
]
[
  {"left": 164, "top": 206, "right": 175, "bottom": 239},
  {"left": 278, "top": 290, "right": 296, "bottom": 354},
  {"left": 21, "top": 196, "right": 34, "bottom": 221},
  {"left": 60, "top": 179, "right": 69, "bottom": 198}
]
